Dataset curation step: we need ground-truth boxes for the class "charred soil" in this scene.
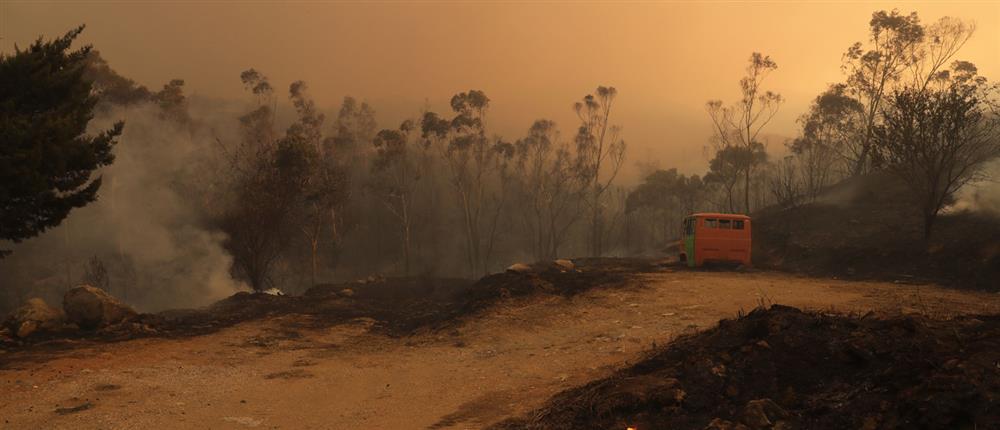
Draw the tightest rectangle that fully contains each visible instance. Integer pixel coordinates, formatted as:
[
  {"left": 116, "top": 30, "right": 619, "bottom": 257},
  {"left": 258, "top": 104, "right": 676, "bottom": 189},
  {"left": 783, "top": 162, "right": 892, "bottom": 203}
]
[
  {"left": 493, "top": 305, "right": 1000, "bottom": 430},
  {"left": 753, "top": 174, "right": 1000, "bottom": 290},
  {"left": 1, "top": 258, "right": 662, "bottom": 350}
]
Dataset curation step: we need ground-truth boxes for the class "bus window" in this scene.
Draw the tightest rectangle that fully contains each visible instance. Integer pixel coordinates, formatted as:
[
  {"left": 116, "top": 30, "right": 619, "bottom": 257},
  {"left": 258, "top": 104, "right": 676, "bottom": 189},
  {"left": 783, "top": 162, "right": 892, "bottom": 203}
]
[
  {"left": 684, "top": 219, "right": 694, "bottom": 235},
  {"left": 733, "top": 220, "right": 745, "bottom": 230},
  {"left": 705, "top": 219, "right": 718, "bottom": 228},
  {"left": 719, "top": 219, "right": 731, "bottom": 229}
]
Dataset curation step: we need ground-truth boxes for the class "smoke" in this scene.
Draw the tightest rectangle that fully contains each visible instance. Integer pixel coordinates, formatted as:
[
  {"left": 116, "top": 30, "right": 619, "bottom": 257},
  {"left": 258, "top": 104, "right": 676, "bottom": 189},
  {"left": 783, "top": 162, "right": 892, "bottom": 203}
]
[
  {"left": 953, "top": 160, "right": 1000, "bottom": 215},
  {"left": 0, "top": 101, "right": 245, "bottom": 312}
]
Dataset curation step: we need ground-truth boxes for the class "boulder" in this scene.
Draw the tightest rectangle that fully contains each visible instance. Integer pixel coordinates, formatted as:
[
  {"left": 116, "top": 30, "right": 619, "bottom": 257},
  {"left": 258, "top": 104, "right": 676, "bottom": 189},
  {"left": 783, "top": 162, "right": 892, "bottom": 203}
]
[
  {"left": 63, "top": 285, "right": 137, "bottom": 330},
  {"left": 553, "top": 259, "right": 575, "bottom": 270},
  {"left": 4, "top": 298, "right": 64, "bottom": 338},
  {"left": 505, "top": 263, "right": 532, "bottom": 273}
]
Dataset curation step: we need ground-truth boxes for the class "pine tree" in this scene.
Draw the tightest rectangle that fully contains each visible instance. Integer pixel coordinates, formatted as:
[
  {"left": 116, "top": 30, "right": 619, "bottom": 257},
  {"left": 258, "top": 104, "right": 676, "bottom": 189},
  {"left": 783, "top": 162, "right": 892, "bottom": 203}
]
[{"left": 0, "top": 26, "right": 122, "bottom": 256}]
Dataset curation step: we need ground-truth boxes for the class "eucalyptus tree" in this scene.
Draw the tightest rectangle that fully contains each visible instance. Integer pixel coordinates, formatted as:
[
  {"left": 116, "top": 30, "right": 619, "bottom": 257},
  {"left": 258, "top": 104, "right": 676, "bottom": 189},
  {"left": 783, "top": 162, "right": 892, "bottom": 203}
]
[
  {"left": 842, "top": 10, "right": 975, "bottom": 175},
  {"left": 217, "top": 70, "right": 315, "bottom": 291},
  {"left": 512, "top": 119, "right": 587, "bottom": 260},
  {"left": 574, "top": 86, "right": 626, "bottom": 256},
  {"left": 706, "top": 53, "right": 782, "bottom": 214},
  {"left": 421, "top": 90, "right": 513, "bottom": 275},
  {"left": 370, "top": 120, "right": 424, "bottom": 275}
]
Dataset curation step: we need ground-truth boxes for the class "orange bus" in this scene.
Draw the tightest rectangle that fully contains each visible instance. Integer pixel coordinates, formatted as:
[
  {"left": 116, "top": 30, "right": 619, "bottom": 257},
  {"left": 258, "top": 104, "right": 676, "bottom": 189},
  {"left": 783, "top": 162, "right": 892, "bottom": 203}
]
[{"left": 678, "top": 213, "right": 751, "bottom": 267}]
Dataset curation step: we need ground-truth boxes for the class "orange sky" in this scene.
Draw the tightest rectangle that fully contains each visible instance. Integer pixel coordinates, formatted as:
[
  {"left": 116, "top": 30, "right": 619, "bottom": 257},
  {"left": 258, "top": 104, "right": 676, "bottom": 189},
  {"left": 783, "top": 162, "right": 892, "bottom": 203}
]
[{"left": 3, "top": 1, "right": 998, "bottom": 181}]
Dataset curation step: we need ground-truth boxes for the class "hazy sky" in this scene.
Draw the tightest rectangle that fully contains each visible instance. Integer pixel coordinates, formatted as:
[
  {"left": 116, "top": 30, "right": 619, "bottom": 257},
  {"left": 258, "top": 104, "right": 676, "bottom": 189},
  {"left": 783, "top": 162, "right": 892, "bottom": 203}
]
[{"left": 3, "top": 1, "right": 999, "bottom": 182}]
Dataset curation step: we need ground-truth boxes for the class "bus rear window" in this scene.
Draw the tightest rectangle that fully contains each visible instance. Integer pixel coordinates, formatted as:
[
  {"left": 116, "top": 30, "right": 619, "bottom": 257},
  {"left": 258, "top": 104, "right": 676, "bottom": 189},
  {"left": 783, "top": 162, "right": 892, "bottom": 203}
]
[
  {"left": 733, "top": 220, "right": 745, "bottom": 230},
  {"left": 719, "top": 219, "right": 731, "bottom": 229}
]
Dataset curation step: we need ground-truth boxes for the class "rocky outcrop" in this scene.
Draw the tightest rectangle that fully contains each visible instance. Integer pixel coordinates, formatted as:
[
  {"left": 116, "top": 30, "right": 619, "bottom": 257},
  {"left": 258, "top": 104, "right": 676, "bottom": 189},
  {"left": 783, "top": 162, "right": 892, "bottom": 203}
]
[
  {"left": 505, "top": 263, "right": 532, "bottom": 273},
  {"left": 3, "top": 298, "right": 65, "bottom": 338},
  {"left": 63, "top": 285, "right": 137, "bottom": 330},
  {"left": 553, "top": 259, "right": 575, "bottom": 270}
]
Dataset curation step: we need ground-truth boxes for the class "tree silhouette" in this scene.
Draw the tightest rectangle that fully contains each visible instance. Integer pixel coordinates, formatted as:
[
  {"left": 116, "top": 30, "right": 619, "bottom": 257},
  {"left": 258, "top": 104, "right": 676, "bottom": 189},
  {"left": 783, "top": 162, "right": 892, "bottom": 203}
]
[
  {"left": 0, "top": 26, "right": 122, "bottom": 257},
  {"left": 707, "top": 53, "right": 782, "bottom": 214}
]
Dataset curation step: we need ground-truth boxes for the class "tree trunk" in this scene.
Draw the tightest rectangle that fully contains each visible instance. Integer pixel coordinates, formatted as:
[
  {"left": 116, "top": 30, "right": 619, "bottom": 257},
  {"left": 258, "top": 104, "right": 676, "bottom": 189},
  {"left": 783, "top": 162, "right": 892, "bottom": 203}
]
[
  {"left": 402, "top": 199, "right": 411, "bottom": 276},
  {"left": 310, "top": 237, "right": 318, "bottom": 287},
  {"left": 923, "top": 210, "right": 937, "bottom": 240},
  {"left": 744, "top": 165, "right": 752, "bottom": 214}
]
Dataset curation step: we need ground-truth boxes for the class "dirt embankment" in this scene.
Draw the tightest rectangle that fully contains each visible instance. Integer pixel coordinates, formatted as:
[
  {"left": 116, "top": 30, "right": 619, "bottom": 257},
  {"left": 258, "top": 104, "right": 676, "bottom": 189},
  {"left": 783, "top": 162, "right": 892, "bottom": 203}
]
[
  {"left": 2, "top": 270, "right": 997, "bottom": 429},
  {"left": 1, "top": 258, "right": 661, "bottom": 348},
  {"left": 752, "top": 174, "right": 1000, "bottom": 290},
  {"left": 494, "top": 305, "right": 1000, "bottom": 430}
]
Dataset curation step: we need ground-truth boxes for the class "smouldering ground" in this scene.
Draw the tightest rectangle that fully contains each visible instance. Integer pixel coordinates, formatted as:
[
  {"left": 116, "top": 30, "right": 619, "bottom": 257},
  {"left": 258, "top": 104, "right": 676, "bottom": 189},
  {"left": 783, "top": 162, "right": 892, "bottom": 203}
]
[{"left": 1, "top": 270, "right": 997, "bottom": 429}]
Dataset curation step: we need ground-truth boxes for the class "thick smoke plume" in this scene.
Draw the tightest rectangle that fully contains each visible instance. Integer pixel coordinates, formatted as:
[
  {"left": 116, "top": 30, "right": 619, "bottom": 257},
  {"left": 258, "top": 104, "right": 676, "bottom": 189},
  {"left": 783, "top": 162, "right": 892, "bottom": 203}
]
[{"left": 0, "top": 101, "right": 243, "bottom": 312}]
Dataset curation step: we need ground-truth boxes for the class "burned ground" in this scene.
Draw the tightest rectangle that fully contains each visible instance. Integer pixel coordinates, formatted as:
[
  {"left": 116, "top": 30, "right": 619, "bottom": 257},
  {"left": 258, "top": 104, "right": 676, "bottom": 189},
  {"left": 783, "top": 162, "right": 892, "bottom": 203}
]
[
  {"left": 752, "top": 174, "right": 1000, "bottom": 290},
  {"left": 492, "top": 305, "right": 1000, "bottom": 430},
  {"left": 2, "top": 270, "right": 998, "bottom": 429},
  {"left": 0, "top": 258, "right": 662, "bottom": 353}
]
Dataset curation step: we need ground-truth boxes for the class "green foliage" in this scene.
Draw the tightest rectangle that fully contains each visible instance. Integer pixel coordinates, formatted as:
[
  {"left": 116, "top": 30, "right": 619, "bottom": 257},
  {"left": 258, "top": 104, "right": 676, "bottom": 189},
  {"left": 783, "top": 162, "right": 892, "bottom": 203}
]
[{"left": 0, "top": 26, "right": 122, "bottom": 256}]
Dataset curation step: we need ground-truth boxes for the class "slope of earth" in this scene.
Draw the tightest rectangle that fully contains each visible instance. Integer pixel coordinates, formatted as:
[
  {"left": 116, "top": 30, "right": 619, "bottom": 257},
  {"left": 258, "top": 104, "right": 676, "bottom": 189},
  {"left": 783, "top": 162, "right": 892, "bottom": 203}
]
[
  {"left": 493, "top": 304, "right": 1000, "bottom": 430},
  {"left": 1, "top": 270, "right": 997, "bottom": 429},
  {"left": 0, "top": 258, "right": 657, "bottom": 348},
  {"left": 752, "top": 173, "right": 1000, "bottom": 290}
]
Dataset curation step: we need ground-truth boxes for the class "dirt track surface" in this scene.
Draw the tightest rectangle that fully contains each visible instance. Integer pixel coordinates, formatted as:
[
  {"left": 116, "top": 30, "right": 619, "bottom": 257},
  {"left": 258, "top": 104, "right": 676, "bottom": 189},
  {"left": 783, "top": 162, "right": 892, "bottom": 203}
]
[{"left": 2, "top": 270, "right": 997, "bottom": 429}]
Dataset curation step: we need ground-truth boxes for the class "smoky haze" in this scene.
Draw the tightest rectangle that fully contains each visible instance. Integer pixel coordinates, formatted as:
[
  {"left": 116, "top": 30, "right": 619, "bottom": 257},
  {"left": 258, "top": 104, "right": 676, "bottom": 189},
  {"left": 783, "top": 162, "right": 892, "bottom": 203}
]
[
  {"left": 2, "top": 2, "right": 1000, "bottom": 314},
  {"left": 1, "top": 101, "right": 244, "bottom": 312},
  {"left": 5, "top": 2, "right": 998, "bottom": 182}
]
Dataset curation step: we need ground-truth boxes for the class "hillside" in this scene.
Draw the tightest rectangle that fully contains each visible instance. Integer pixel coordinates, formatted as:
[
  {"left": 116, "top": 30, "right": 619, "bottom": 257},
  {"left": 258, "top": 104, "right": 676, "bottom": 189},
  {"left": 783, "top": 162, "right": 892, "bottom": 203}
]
[{"left": 752, "top": 173, "right": 1000, "bottom": 290}]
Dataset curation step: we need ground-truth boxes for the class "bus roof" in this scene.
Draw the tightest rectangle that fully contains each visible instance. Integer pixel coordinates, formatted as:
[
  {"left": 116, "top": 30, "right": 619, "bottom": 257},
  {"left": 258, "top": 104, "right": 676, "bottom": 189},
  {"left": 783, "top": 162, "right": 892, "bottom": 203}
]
[{"left": 686, "top": 212, "right": 751, "bottom": 220}]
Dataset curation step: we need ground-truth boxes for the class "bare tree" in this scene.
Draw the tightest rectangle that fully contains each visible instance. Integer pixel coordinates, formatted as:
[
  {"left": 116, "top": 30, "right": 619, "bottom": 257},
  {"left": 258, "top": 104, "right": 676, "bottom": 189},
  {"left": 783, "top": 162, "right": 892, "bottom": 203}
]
[
  {"left": 370, "top": 120, "right": 423, "bottom": 275},
  {"left": 512, "top": 119, "right": 587, "bottom": 260},
  {"left": 574, "top": 86, "right": 626, "bottom": 256},
  {"left": 216, "top": 70, "right": 310, "bottom": 291},
  {"left": 81, "top": 255, "right": 110, "bottom": 291},
  {"left": 872, "top": 65, "right": 1000, "bottom": 239},
  {"left": 786, "top": 137, "right": 836, "bottom": 202},
  {"left": 707, "top": 53, "right": 783, "bottom": 213},
  {"left": 323, "top": 97, "right": 377, "bottom": 269},
  {"left": 908, "top": 16, "right": 976, "bottom": 90},
  {"left": 284, "top": 81, "right": 347, "bottom": 286},
  {"left": 421, "top": 90, "right": 512, "bottom": 276},
  {"left": 767, "top": 155, "right": 803, "bottom": 208}
]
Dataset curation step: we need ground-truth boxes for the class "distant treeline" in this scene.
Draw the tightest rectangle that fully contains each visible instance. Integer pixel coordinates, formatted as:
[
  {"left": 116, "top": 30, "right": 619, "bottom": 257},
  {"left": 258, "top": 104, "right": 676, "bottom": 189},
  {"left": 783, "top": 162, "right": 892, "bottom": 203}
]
[{"left": 1, "top": 9, "right": 997, "bottom": 312}]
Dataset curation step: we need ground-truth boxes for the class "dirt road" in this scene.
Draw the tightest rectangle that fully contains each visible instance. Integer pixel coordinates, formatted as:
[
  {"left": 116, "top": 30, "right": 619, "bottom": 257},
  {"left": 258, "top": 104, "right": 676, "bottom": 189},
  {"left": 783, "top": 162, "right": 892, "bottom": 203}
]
[{"left": 2, "top": 270, "right": 997, "bottom": 429}]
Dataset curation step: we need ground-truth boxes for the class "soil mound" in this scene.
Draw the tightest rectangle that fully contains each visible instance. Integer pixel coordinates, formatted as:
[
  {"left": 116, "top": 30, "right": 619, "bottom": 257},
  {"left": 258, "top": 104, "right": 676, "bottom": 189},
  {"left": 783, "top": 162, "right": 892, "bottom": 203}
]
[
  {"left": 753, "top": 174, "right": 1000, "bottom": 289},
  {"left": 493, "top": 305, "right": 1000, "bottom": 430},
  {"left": 0, "top": 258, "right": 660, "bottom": 347}
]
